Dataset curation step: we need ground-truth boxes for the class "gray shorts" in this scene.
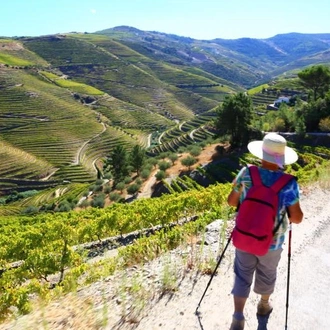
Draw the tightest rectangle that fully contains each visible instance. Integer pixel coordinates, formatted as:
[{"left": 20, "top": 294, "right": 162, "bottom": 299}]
[{"left": 231, "top": 248, "right": 283, "bottom": 298}]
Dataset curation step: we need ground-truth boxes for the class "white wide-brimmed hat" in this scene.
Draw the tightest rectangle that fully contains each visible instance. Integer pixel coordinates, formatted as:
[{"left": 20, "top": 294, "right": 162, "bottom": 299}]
[{"left": 247, "top": 133, "right": 298, "bottom": 167}]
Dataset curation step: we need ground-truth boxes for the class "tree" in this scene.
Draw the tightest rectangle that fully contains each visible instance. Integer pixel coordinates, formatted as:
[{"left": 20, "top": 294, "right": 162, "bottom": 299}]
[
  {"left": 155, "top": 170, "right": 166, "bottom": 181},
  {"left": 214, "top": 92, "right": 253, "bottom": 147},
  {"left": 126, "top": 183, "right": 140, "bottom": 195},
  {"left": 298, "top": 65, "right": 330, "bottom": 101},
  {"left": 115, "top": 182, "right": 125, "bottom": 193},
  {"left": 105, "top": 145, "right": 129, "bottom": 186},
  {"left": 300, "top": 96, "right": 330, "bottom": 131},
  {"left": 294, "top": 102, "right": 307, "bottom": 137},
  {"left": 189, "top": 145, "right": 202, "bottom": 157},
  {"left": 158, "top": 160, "right": 171, "bottom": 171},
  {"left": 168, "top": 153, "right": 178, "bottom": 165},
  {"left": 130, "top": 145, "right": 146, "bottom": 175},
  {"left": 181, "top": 155, "right": 197, "bottom": 171}
]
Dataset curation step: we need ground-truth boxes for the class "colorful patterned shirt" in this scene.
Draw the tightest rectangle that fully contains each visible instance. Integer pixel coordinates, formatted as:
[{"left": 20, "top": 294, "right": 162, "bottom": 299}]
[{"left": 232, "top": 166, "right": 300, "bottom": 250}]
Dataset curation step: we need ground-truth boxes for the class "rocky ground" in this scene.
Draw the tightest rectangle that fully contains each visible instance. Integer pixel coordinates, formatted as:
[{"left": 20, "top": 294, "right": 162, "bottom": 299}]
[{"left": 2, "top": 181, "right": 330, "bottom": 330}]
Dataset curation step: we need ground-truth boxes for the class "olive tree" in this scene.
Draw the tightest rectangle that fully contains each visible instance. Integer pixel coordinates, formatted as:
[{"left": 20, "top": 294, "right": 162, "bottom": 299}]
[{"left": 214, "top": 92, "right": 253, "bottom": 147}]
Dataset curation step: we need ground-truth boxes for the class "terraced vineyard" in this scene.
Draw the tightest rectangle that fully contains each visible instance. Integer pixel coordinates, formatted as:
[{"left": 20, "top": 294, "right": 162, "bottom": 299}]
[
  {"left": 22, "top": 34, "right": 237, "bottom": 119},
  {"left": 0, "top": 66, "right": 104, "bottom": 190},
  {"left": 0, "top": 31, "right": 322, "bottom": 205},
  {"left": 148, "top": 111, "right": 217, "bottom": 155},
  {"left": 97, "top": 94, "right": 174, "bottom": 130},
  {"left": 0, "top": 33, "right": 240, "bottom": 197},
  {"left": 80, "top": 125, "right": 139, "bottom": 172},
  {"left": 250, "top": 92, "right": 278, "bottom": 106},
  {"left": 0, "top": 39, "right": 48, "bottom": 67}
]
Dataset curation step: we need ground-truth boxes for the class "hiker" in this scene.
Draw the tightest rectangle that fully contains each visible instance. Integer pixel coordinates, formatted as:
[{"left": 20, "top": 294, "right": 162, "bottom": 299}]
[{"left": 227, "top": 132, "right": 303, "bottom": 330}]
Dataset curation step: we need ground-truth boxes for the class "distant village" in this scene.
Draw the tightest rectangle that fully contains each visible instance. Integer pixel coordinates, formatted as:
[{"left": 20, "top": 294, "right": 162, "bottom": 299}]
[{"left": 263, "top": 88, "right": 308, "bottom": 110}]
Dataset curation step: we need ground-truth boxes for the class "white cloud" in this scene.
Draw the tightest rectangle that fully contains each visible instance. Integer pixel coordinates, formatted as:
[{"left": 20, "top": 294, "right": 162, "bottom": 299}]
[{"left": 91, "top": 9, "right": 97, "bottom": 14}]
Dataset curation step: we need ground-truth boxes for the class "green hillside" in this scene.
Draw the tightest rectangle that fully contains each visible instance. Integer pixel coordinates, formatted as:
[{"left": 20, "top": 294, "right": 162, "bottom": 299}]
[
  {"left": 0, "top": 39, "right": 48, "bottom": 66},
  {"left": 0, "top": 28, "right": 330, "bottom": 324},
  {"left": 1, "top": 29, "right": 330, "bottom": 199},
  {"left": 0, "top": 65, "right": 104, "bottom": 185},
  {"left": 22, "top": 34, "right": 238, "bottom": 114}
]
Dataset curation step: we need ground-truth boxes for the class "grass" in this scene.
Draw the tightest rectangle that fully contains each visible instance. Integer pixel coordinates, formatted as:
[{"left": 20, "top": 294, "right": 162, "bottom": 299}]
[
  {"left": 247, "top": 84, "right": 269, "bottom": 95},
  {"left": 39, "top": 71, "right": 104, "bottom": 95},
  {"left": 53, "top": 79, "right": 104, "bottom": 95},
  {"left": 316, "top": 166, "right": 330, "bottom": 190},
  {"left": 0, "top": 53, "right": 33, "bottom": 66}
]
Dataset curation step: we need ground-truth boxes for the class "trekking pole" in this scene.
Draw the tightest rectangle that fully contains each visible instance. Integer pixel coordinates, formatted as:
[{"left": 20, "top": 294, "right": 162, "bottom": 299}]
[
  {"left": 285, "top": 222, "right": 292, "bottom": 329},
  {"left": 195, "top": 234, "right": 232, "bottom": 314}
]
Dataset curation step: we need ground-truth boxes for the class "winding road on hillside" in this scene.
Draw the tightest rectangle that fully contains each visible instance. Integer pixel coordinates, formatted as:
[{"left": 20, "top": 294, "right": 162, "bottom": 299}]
[{"left": 73, "top": 122, "right": 107, "bottom": 166}]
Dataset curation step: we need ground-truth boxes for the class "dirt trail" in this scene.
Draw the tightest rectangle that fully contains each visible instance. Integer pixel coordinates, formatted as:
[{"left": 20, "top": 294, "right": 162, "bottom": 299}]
[{"left": 134, "top": 184, "right": 330, "bottom": 330}]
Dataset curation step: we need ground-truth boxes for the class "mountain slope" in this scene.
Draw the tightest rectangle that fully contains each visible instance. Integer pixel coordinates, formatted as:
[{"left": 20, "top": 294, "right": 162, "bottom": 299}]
[
  {"left": 96, "top": 27, "right": 330, "bottom": 86},
  {"left": 1, "top": 29, "right": 330, "bottom": 193}
]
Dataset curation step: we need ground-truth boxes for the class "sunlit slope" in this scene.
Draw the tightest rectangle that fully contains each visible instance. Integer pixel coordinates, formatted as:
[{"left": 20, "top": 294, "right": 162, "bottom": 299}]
[
  {"left": 0, "top": 139, "right": 55, "bottom": 179},
  {"left": 21, "top": 35, "right": 192, "bottom": 120},
  {"left": 0, "top": 39, "right": 48, "bottom": 67},
  {"left": 97, "top": 94, "right": 173, "bottom": 130},
  {"left": 22, "top": 34, "right": 236, "bottom": 119},
  {"left": 76, "top": 34, "right": 237, "bottom": 104},
  {"left": 0, "top": 66, "right": 104, "bottom": 179}
]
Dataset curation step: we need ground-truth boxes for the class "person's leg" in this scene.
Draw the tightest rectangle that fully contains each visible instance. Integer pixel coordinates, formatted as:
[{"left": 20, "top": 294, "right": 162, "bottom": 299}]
[
  {"left": 230, "top": 249, "right": 258, "bottom": 329},
  {"left": 257, "top": 294, "right": 272, "bottom": 315},
  {"left": 254, "top": 248, "right": 283, "bottom": 312},
  {"left": 254, "top": 249, "right": 282, "bottom": 330}
]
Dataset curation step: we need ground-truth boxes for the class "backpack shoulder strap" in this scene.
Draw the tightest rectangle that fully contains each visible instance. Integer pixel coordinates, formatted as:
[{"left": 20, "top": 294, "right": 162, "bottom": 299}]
[
  {"left": 248, "top": 165, "right": 262, "bottom": 186},
  {"left": 271, "top": 173, "right": 296, "bottom": 193}
]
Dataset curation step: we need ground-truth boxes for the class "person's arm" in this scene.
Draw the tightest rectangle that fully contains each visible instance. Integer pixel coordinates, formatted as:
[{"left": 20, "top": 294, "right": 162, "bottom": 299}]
[
  {"left": 227, "top": 167, "right": 246, "bottom": 208},
  {"left": 287, "top": 201, "right": 303, "bottom": 224},
  {"left": 227, "top": 189, "right": 241, "bottom": 208}
]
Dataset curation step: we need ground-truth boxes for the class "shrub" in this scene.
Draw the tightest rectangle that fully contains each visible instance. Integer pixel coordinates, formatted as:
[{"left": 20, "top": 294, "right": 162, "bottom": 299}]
[
  {"left": 127, "top": 183, "right": 141, "bottom": 195},
  {"left": 158, "top": 152, "right": 170, "bottom": 160},
  {"left": 94, "top": 184, "right": 103, "bottom": 192},
  {"left": 124, "top": 176, "right": 133, "bottom": 184},
  {"left": 56, "top": 201, "right": 73, "bottom": 212},
  {"left": 181, "top": 156, "right": 197, "bottom": 170},
  {"left": 79, "top": 199, "right": 90, "bottom": 208},
  {"left": 178, "top": 146, "right": 188, "bottom": 153},
  {"left": 155, "top": 170, "right": 166, "bottom": 181},
  {"left": 168, "top": 153, "right": 178, "bottom": 164},
  {"left": 158, "top": 160, "right": 171, "bottom": 171},
  {"left": 22, "top": 206, "right": 39, "bottom": 214},
  {"left": 115, "top": 182, "right": 125, "bottom": 192},
  {"left": 95, "top": 179, "right": 104, "bottom": 185},
  {"left": 189, "top": 146, "right": 202, "bottom": 157},
  {"left": 91, "top": 194, "right": 105, "bottom": 208},
  {"left": 103, "top": 172, "right": 113, "bottom": 180},
  {"left": 319, "top": 117, "right": 330, "bottom": 132},
  {"left": 146, "top": 158, "right": 158, "bottom": 168},
  {"left": 143, "top": 163, "right": 153, "bottom": 172},
  {"left": 103, "top": 185, "right": 112, "bottom": 194},
  {"left": 135, "top": 178, "right": 143, "bottom": 185},
  {"left": 109, "top": 192, "right": 121, "bottom": 202},
  {"left": 140, "top": 169, "right": 151, "bottom": 180}
]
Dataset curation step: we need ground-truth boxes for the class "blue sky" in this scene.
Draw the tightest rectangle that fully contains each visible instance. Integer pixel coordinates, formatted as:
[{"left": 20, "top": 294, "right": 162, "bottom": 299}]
[{"left": 1, "top": 0, "right": 329, "bottom": 40}]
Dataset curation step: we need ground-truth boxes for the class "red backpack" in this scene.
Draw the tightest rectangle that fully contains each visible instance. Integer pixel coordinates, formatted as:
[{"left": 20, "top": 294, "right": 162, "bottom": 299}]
[{"left": 231, "top": 165, "right": 294, "bottom": 256}]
